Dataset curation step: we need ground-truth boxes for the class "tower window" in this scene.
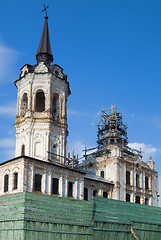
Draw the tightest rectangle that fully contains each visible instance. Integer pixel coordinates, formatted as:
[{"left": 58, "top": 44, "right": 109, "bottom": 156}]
[
  {"left": 126, "top": 193, "right": 130, "bottom": 202},
  {"left": 68, "top": 181, "right": 73, "bottom": 197},
  {"left": 100, "top": 171, "right": 104, "bottom": 178},
  {"left": 21, "top": 144, "right": 25, "bottom": 155},
  {"left": 35, "top": 90, "right": 45, "bottom": 112},
  {"left": 34, "top": 174, "right": 42, "bottom": 192},
  {"left": 13, "top": 173, "right": 18, "bottom": 190},
  {"left": 145, "top": 176, "right": 149, "bottom": 190},
  {"left": 52, "top": 178, "right": 59, "bottom": 194},
  {"left": 135, "top": 196, "right": 140, "bottom": 204},
  {"left": 4, "top": 175, "right": 9, "bottom": 192},
  {"left": 126, "top": 171, "right": 130, "bottom": 185},
  {"left": 53, "top": 93, "right": 59, "bottom": 119},
  {"left": 136, "top": 174, "right": 139, "bottom": 188},
  {"left": 21, "top": 93, "right": 28, "bottom": 117},
  {"left": 84, "top": 187, "right": 88, "bottom": 201}
]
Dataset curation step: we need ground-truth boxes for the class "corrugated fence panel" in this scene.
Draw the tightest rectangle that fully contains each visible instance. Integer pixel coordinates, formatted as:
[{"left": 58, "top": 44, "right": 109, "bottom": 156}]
[
  {"left": 93, "top": 197, "right": 161, "bottom": 239},
  {"left": 0, "top": 193, "right": 161, "bottom": 239},
  {"left": 24, "top": 192, "right": 93, "bottom": 226},
  {"left": 0, "top": 192, "right": 93, "bottom": 240}
]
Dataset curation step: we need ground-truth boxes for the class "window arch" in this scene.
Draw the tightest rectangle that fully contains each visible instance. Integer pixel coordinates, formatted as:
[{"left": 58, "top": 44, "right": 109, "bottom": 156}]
[
  {"left": 21, "top": 93, "right": 28, "bottom": 117},
  {"left": 52, "top": 93, "right": 59, "bottom": 120},
  {"left": 21, "top": 144, "right": 25, "bottom": 155},
  {"left": 126, "top": 171, "right": 130, "bottom": 185},
  {"left": 35, "top": 90, "right": 45, "bottom": 112}
]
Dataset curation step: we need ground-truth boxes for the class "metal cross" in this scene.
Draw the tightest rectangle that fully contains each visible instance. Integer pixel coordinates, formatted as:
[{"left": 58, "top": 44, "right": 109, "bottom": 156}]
[{"left": 42, "top": 5, "right": 49, "bottom": 17}]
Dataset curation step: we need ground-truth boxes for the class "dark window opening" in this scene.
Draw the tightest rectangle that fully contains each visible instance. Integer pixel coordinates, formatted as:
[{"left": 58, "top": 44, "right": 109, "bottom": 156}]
[
  {"left": 103, "top": 192, "right": 108, "bottom": 198},
  {"left": 145, "top": 177, "right": 149, "bottom": 190},
  {"left": 84, "top": 187, "right": 88, "bottom": 201},
  {"left": 4, "top": 175, "right": 9, "bottom": 192},
  {"left": 135, "top": 196, "right": 140, "bottom": 204},
  {"left": 52, "top": 178, "right": 59, "bottom": 194},
  {"left": 21, "top": 144, "right": 25, "bottom": 155},
  {"left": 93, "top": 190, "right": 98, "bottom": 197},
  {"left": 13, "top": 173, "right": 18, "bottom": 190},
  {"left": 21, "top": 93, "right": 28, "bottom": 117},
  {"left": 34, "top": 174, "right": 42, "bottom": 192},
  {"left": 100, "top": 171, "right": 104, "bottom": 178},
  {"left": 35, "top": 91, "right": 45, "bottom": 112},
  {"left": 126, "top": 171, "right": 130, "bottom": 185},
  {"left": 53, "top": 93, "right": 59, "bottom": 119},
  {"left": 145, "top": 198, "right": 149, "bottom": 205},
  {"left": 68, "top": 182, "right": 73, "bottom": 197},
  {"left": 136, "top": 174, "right": 139, "bottom": 188},
  {"left": 126, "top": 193, "right": 130, "bottom": 202}
]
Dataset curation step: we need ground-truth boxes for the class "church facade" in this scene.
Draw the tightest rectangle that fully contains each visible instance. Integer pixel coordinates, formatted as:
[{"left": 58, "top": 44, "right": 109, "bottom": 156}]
[{"left": 0, "top": 13, "right": 158, "bottom": 207}]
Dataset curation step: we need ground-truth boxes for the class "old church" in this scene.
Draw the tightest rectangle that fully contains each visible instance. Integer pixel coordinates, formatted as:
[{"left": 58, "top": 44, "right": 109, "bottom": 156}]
[{"left": 0, "top": 11, "right": 158, "bottom": 207}]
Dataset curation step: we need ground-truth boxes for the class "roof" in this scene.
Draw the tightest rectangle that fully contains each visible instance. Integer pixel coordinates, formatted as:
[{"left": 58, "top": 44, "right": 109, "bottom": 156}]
[
  {"left": 0, "top": 156, "right": 86, "bottom": 175},
  {"left": 36, "top": 16, "right": 53, "bottom": 64},
  {"left": 85, "top": 173, "right": 114, "bottom": 185}
]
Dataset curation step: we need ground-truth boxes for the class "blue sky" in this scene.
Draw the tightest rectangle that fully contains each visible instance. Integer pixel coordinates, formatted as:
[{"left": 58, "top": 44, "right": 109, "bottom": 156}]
[{"left": 0, "top": 0, "right": 161, "bottom": 206}]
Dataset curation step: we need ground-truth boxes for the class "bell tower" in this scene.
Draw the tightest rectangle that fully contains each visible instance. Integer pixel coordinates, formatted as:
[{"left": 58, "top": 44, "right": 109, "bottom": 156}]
[{"left": 14, "top": 12, "right": 71, "bottom": 163}]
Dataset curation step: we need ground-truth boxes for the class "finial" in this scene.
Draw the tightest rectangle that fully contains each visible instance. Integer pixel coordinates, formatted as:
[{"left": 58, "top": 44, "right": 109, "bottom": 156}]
[
  {"left": 111, "top": 105, "right": 114, "bottom": 114},
  {"left": 42, "top": 5, "right": 49, "bottom": 19}
]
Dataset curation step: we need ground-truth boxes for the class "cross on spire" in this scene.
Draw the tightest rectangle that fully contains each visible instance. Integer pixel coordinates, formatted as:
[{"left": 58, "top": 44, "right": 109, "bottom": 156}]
[{"left": 42, "top": 5, "right": 49, "bottom": 18}]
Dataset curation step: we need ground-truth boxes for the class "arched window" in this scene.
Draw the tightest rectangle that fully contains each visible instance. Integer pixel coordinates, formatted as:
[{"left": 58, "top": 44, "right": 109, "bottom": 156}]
[
  {"left": 84, "top": 187, "right": 88, "bottom": 201},
  {"left": 136, "top": 174, "right": 139, "bottom": 188},
  {"left": 21, "top": 93, "right": 28, "bottom": 117},
  {"left": 103, "top": 192, "right": 108, "bottom": 198},
  {"left": 13, "top": 172, "right": 18, "bottom": 190},
  {"left": 34, "top": 142, "right": 42, "bottom": 158},
  {"left": 145, "top": 176, "right": 149, "bottom": 190},
  {"left": 126, "top": 171, "right": 130, "bottom": 185},
  {"left": 93, "top": 190, "right": 98, "bottom": 197},
  {"left": 52, "top": 93, "right": 59, "bottom": 119},
  {"left": 145, "top": 198, "right": 149, "bottom": 205},
  {"left": 100, "top": 171, "right": 104, "bottom": 178},
  {"left": 35, "top": 90, "right": 45, "bottom": 112},
  {"left": 135, "top": 196, "right": 140, "bottom": 204},
  {"left": 34, "top": 174, "right": 42, "bottom": 192},
  {"left": 126, "top": 193, "right": 130, "bottom": 202},
  {"left": 21, "top": 145, "right": 25, "bottom": 155},
  {"left": 4, "top": 174, "right": 9, "bottom": 192}
]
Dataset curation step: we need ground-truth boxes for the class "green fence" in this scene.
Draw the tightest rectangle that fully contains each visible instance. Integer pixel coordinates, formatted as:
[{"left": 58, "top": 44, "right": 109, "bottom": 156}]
[
  {"left": 0, "top": 193, "right": 161, "bottom": 239},
  {"left": 93, "top": 197, "right": 161, "bottom": 240}
]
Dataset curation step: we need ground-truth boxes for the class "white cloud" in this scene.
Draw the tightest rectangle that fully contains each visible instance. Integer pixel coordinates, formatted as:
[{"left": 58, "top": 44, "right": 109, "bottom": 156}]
[
  {"left": 0, "top": 43, "right": 18, "bottom": 83},
  {"left": 68, "top": 140, "right": 96, "bottom": 163},
  {"left": 68, "top": 141, "right": 86, "bottom": 159},
  {"left": 0, "top": 102, "right": 17, "bottom": 117},
  {"left": 128, "top": 142, "right": 158, "bottom": 160},
  {"left": 0, "top": 137, "right": 15, "bottom": 148},
  {"left": 67, "top": 109, "right": 93, "bottom": 117}
]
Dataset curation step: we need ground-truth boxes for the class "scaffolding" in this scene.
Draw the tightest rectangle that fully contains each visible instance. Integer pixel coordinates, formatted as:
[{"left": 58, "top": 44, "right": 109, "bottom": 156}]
[{"left": 97, "top": 105, "right": 128, "bottom": 149}]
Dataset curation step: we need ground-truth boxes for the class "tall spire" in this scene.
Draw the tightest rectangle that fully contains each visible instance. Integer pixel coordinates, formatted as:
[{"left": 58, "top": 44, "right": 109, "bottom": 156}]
[{"left": 36, "top": 6, "right": 53, "bottom": 65}]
